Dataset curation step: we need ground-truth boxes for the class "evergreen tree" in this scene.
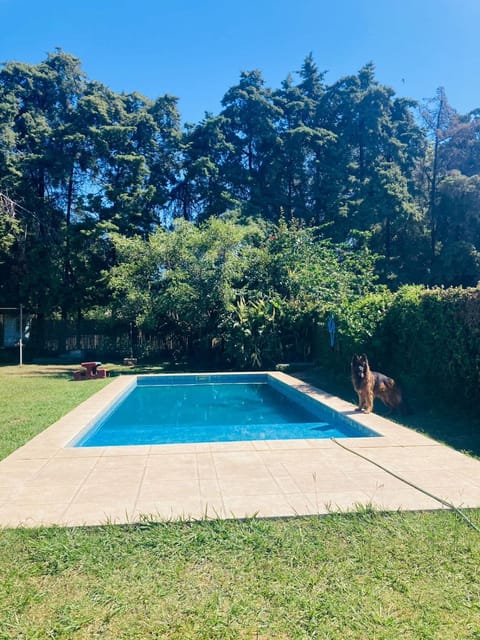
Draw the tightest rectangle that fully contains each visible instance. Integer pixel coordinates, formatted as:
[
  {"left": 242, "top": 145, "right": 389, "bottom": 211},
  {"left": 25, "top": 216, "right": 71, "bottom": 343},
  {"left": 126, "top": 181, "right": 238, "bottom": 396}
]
[
  {"left": 173, "top": 114, "right": 236, "bottom": 221},
  {"left": 1, "top": 47, "right": 479, "bottom": 329},
  {"left": 442, "top": 109, "right": 480, "bottom": 176},
  {"left": 419, "top": 87, "right": 458, "bottom": 269},
  {"left": 0, "top": 50, "right": 88, "bottom": 313},
  {"left": 433, "top": 171, "right": 480, "bottom": 286},
  {"left": 321, "top": 63, "right": 423, "bottom": 276},
  {"left": 273, "top": 72, "right": 336, "bottom": 223},
  {"left": 220, "top": 70, "right": 282, "bottom": 218},
  {"left": 89, "top": 90, "right": 181, "bottom": 236},
  {"left": 0, "top": 51, "right": 182, "bottom": 316}
]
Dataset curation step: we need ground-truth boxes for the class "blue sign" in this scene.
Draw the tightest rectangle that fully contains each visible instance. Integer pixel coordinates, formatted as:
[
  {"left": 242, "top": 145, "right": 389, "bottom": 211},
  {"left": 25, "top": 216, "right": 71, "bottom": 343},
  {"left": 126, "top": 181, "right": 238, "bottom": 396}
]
[{"left": 327, "top": 314, "right": 336, "bottom": 348}]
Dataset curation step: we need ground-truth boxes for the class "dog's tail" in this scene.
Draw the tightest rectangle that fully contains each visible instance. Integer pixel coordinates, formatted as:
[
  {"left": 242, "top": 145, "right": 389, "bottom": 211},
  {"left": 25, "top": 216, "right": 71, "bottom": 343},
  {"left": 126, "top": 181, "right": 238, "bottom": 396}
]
[{"left": 388, "top": 377, "right": 413, "bottom": 415}]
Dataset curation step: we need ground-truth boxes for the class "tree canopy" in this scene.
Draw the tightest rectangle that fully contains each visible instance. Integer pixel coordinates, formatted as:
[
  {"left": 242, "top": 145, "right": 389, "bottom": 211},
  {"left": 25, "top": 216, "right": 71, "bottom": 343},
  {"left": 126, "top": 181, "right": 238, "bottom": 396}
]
[{"left": 1, "top": 49, "right": 479, "bottom": 327}]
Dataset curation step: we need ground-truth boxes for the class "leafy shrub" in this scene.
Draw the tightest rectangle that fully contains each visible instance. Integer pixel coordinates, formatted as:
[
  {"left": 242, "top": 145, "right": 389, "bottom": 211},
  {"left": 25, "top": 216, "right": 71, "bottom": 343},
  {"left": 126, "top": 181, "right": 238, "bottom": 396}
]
[{"left": 377, "top": 285, "right": 480, "bottom": 407}]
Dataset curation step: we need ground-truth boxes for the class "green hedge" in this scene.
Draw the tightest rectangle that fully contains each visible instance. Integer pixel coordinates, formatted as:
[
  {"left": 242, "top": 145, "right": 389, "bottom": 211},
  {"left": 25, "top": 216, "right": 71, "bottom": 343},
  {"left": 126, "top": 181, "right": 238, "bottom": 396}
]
[
  {"left": 313, "top": 285, "right": 479, "bottom": 410},
  {"left": 378, "top": 285, "right": 480, "bottom": 408},
  {"left": 312, "top": 291, "right": 388, "bottom": 371}
]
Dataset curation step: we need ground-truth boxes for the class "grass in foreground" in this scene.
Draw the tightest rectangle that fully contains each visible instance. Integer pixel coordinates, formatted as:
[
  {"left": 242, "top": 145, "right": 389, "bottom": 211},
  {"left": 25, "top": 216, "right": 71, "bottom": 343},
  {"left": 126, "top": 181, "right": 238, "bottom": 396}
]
[
  {"left": 0, "top": 512, "right": 480, "bottom": 639},
  {"left": 1, "top": 364, "right": 480, "bottom": 638}
]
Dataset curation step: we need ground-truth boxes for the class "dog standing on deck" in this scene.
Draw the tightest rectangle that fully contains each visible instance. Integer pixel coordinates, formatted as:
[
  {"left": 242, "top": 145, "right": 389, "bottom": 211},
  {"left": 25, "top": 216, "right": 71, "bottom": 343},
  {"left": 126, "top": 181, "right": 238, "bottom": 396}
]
[{"left": 351, "top": 354, "right": 405, "bottom": 414}]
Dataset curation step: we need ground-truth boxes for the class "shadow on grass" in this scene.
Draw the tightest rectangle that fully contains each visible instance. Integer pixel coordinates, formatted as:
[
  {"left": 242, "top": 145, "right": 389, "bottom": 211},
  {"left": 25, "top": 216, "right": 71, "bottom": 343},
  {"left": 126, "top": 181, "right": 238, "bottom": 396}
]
[
  {"left": 396, "top": 404, "right": 480, "bottom": 458},
  {"left": 1, "top": 359, "right": 223, "bottom": 381},
  {"left": 0, "top": 364, "right": 80, "bottom": 380},
  {"left": 296, "top": 366, "right": 480, "bottom": 458}
]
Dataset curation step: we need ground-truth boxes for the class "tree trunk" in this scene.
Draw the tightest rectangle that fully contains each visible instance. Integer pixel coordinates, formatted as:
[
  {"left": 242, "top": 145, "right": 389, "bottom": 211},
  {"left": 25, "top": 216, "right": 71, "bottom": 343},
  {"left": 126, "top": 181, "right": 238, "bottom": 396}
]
[{"left": 62, "top": 164, "right": 75, "bottom": 319}]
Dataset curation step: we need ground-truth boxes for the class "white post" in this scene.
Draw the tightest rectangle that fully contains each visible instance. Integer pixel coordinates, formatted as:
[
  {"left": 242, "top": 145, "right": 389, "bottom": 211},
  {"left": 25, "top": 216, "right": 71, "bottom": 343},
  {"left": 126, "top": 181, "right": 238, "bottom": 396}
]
[{"left": 19, "top": 304, "right": 23, "bottom": 366}]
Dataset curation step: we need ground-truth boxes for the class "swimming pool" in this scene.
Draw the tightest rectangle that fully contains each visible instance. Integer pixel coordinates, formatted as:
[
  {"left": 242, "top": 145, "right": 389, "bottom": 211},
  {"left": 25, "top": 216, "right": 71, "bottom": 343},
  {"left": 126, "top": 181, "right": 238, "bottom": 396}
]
[{"left": 72, "top": 373, "right": 379, "bottom": 447}]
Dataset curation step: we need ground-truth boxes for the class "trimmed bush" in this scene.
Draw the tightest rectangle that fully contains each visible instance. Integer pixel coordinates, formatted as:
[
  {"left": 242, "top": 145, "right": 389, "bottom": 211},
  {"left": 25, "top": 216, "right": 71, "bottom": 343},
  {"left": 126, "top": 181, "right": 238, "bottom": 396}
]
[{"left": 376, "top": 285, "right": 480, "bottom": 408}]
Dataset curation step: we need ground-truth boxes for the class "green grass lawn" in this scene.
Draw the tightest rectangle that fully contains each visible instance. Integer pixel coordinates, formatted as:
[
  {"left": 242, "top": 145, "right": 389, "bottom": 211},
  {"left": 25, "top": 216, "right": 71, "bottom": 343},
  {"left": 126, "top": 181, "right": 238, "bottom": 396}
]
[
  {"left": 1, "top": 364, "right": 480, "bottom": 639},
  {"left": 0, "top": 364, "right": 112, "bottom": 461}
]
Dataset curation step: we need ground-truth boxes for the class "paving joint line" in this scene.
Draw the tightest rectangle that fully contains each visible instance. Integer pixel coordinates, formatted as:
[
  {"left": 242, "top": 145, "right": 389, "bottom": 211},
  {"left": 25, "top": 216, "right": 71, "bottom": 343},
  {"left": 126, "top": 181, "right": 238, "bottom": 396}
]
[{"left": 331, "top": 438, "right": 480, "bottom": 532}]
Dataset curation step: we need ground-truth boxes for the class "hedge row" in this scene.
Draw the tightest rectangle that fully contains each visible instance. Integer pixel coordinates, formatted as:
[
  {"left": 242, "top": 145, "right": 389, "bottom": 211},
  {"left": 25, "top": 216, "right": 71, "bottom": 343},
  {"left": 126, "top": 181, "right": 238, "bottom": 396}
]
[{"left": 315, "top": 285, "right": 480, "bottom": 410}]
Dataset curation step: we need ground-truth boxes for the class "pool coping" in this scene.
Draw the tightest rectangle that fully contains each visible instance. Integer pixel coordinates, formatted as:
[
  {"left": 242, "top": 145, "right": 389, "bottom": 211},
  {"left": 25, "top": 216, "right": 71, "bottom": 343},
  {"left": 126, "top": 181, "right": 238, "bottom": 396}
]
[{"left": 1, "top": 371, "right": 480, "bottom": 528}]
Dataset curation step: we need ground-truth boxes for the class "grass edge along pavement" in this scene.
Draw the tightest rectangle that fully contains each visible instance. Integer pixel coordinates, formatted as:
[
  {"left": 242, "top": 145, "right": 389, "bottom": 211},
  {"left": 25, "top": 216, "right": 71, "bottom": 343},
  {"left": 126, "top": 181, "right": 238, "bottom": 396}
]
[
  {"left": 0, "top": 511, "right": 480, "bottom": 638},
  {"left": 0, "top": 364, "right": 113, "bottom": 461},
  {"left": 0, "top": 362, "right": 167, "bottom": 461},
  {"left": 1, "top": 365, "right": 480, "bottom": 638}
]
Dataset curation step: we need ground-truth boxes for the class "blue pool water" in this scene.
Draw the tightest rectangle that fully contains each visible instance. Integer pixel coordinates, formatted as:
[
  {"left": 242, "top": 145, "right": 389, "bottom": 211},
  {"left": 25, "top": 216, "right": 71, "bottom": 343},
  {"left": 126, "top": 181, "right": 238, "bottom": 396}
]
[{"left": 74, "top": 375, "right": 378, "bottom": 447}]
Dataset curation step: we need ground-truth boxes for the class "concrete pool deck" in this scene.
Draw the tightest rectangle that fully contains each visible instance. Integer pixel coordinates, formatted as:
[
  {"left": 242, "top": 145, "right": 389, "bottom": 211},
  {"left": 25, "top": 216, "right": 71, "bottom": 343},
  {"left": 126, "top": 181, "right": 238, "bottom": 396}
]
[{"left": 1, "top": 371, "right": 480, "bottom": 528}]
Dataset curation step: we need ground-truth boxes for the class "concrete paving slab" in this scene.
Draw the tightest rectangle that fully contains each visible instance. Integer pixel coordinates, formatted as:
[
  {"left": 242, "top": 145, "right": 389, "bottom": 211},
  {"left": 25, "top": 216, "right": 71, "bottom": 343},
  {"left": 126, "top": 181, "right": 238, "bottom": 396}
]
[{"left": 0, "top": 371, "right": 479, "bottom": 528}]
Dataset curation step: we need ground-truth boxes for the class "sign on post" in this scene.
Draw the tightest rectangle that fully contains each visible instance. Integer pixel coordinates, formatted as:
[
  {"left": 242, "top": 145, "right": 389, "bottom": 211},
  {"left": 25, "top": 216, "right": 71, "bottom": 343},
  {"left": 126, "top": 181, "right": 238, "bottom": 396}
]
[{"left": 327, "top": 314, "right": 336, "bottom": 349}]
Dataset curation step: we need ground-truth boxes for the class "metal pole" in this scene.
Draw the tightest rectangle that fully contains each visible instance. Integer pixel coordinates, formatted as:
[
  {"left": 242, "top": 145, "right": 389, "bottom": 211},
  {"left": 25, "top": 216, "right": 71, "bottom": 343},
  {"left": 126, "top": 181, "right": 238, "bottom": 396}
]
[{"left": 19, "top": 304, "right": 23, "bottom": 366}]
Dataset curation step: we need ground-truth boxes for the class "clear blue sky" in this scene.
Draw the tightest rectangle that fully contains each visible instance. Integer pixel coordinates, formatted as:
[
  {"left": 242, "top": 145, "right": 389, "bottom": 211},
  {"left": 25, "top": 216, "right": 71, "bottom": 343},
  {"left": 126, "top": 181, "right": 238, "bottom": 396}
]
[{"left": 1, "top": 0, "right": 479, "bottom": 124}]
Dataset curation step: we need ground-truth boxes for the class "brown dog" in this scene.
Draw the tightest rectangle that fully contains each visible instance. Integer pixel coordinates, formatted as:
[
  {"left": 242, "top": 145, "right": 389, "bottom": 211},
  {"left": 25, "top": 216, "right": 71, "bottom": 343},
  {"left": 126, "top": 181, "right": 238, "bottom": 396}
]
[{"left": 351, "top": 354, "right": 405, "bottom": 414}]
